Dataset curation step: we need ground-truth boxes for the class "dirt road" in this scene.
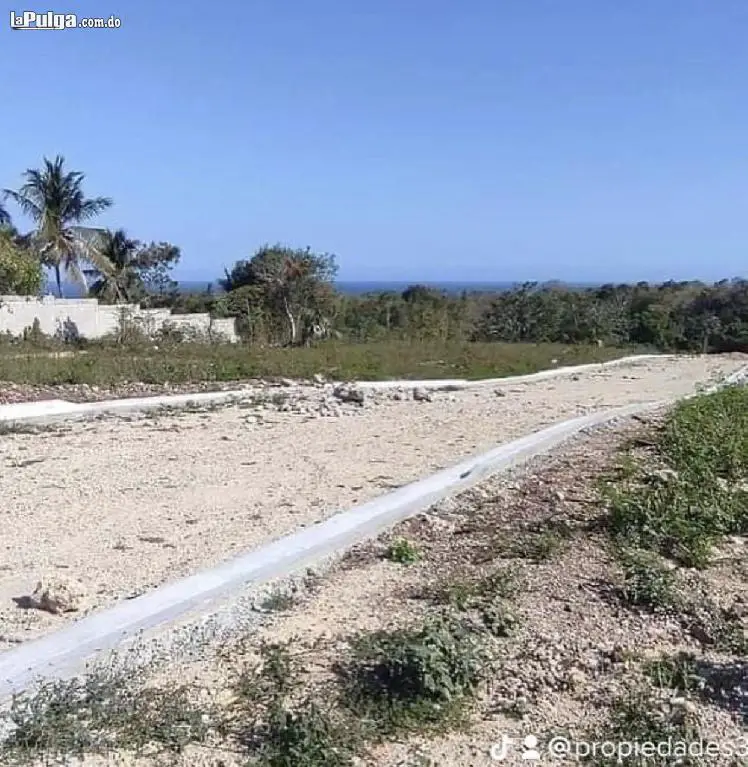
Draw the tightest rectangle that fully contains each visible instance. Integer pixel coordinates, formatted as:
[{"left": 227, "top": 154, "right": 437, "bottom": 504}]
[{"left": 0, "top": 353, "right": 744, "bottom": 647}]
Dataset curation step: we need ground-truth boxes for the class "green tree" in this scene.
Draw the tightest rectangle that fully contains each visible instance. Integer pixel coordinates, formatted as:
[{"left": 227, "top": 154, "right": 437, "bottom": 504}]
[
  {"left": 85, "top": 237, "right": 181, "bottom": 306},
  {"left": 0, "top": 201, "right": 10, "bottom": 228},
  {"left": 87, "top": 228, "right": 141, "bottom": 303},
  {"left": 134, "top": 241, "right": 181, "bottom": 302},
  {"left": 0, "top": 228, "right": 43, "bottom": 295},
  {"left": 4, "top": 155, "right": 113, "bottom": 297},
  {"left": 221, "top": 245, "right": 337, "bottom": 344}
]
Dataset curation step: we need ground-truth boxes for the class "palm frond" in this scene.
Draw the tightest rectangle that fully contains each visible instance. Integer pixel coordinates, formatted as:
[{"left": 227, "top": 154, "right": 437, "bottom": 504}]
[
  {"left": 77, "top": 197, "right": 113, "bottom": 221},
  {"left": 3, "top": 189, "right": 43, "bottom": 221}
]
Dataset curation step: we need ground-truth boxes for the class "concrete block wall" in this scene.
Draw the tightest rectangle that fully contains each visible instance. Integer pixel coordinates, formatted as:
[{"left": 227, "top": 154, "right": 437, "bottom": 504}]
[{"left": 0, "top": 296, "right": 238, "bottom": 343}]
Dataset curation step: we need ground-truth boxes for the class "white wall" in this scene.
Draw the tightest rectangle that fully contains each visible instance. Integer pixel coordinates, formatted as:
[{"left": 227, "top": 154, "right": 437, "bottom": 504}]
[{"left": 0, "top": 295, "right": 238, "bottom": 343}]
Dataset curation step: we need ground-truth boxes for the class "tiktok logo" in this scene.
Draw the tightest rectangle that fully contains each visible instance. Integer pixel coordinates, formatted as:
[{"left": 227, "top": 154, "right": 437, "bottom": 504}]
[{"left": 490, "top": 735, "right": 513, "bottom": 760}]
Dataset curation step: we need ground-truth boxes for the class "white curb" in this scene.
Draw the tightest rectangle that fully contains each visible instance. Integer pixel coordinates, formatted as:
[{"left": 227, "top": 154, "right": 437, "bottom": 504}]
[{"left": 0, "top": 354, "right": 673, "bottom": 426}]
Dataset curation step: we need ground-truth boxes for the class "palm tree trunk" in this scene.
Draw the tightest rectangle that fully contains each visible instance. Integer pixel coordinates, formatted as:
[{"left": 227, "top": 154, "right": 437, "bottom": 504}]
[
  {"left": 282, "top": 294, "right": 297, "bottom": 345},
  {"left": 55, "top": 264, "right": 63, "bottom": 298}
]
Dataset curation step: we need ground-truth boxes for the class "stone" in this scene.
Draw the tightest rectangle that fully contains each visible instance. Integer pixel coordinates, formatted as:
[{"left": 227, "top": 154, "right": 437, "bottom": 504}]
[
  {"left": 333, "top": 384, "right": 366, "bottom": 405},
  {"left": 312, "top": 373, "right": 326, "bottom": 385},
  {"left": 25, "top": 577, "right": 87, "bottom": 614},
  {"left": 413, "top": 387, "right": 433, "bottom": 402}
]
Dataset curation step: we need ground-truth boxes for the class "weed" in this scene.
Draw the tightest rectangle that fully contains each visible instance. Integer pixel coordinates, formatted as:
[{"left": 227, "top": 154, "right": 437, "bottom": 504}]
[
  {"left": 604, "top": 386, "right": 748, "bottom": 569},
  {"left": 430, "top": 567, "right": 520, "bottom": 610},
  {"left": 593, "top": 688, "right": 702, "bottom": 766},
  {"left": 339, "top": 614, "right": 488, "bottom": 735},
  {"left": 616, "top": 548, "right": 681, "bottom": 612},
  {"left": 231, "top": 642, "right": 358, "bottom": 767},
  {"left": 522, "top": 529, "right": 568, "bottom": 562},
  {"left": 261, "top": 588, "right": 299, "bottom": 613},
  {"left": 644, "top": 653, "right": 700, "bottom": 693},
  {"left": 255, "top": 702, "right": 357, "bottom": 767},
  {"left": 0, "top": 669, "right": 212, "bottom": 764},
  {"left": 386, "top": 538, "right": 421, "bottom": 565},
  {"left": 479, "top": 601, "right": 519, "bottom": 637}
]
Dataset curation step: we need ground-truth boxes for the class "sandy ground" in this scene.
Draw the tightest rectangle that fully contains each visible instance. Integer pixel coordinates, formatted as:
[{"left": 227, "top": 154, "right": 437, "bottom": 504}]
[
  {"left": 141, "top": 414, "right": 746, "bottom": 766},
  {"left": 0, "top": 353, "right": 744, "bottom": 648},
  {"left": 27, "top": 402, "right": 747, "bottom": 766}
]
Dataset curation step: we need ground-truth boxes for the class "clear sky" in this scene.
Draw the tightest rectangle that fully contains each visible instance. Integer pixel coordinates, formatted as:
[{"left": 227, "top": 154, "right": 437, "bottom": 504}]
[{"left": 2, "top": 1, "right": 747, "bottom": 283}]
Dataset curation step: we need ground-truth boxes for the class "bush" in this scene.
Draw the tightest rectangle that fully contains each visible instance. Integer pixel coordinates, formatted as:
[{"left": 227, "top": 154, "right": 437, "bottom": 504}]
[
  {"left": 340, "top": 614, "right": 488, "bottom": 733},
  {"left": 0, "top": 229, "right": 43, "bottom": 296}
]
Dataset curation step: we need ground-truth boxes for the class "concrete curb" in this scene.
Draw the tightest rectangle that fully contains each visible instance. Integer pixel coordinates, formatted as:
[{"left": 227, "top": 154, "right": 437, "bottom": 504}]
[
  {"left": 0, "top": 354, "right": 673, "bottom": 427},
  {"left": 354, "top": 353, "right": 676, "bottom": 390},
  {"left": 2, "top": 361, "right": 745, "bottom": 700},
  {"left": 0, "top": 403, "right": 652, "bottom": 700}
]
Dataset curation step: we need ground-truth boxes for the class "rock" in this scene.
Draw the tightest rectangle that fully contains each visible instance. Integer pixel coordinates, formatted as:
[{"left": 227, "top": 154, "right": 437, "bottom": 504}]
[
  {"left": 413, "top": 387, "right": 433, "bottom": 402},
  {"left": 312, "top": 373, "right": 326, "bottom": 386},
  {"left": 278, "top": 378, "right": 296, "bottom": 387},
  {"left": 647, "top": 468, "right": 679, "bottom": 484},
  {"left": 333, "top": 384, "right": 366, "bottom": 405},
  {"left": 24, "top": 577, "right": 87, "bottom": 614},
  {"left": 494, "top": 389, "right": 506, "bottom": 397}
]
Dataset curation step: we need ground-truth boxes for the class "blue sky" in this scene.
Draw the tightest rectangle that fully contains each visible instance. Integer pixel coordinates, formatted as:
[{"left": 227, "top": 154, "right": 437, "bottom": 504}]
[{"left": 2, "top": 1, "right": 747, "bottom": 283}]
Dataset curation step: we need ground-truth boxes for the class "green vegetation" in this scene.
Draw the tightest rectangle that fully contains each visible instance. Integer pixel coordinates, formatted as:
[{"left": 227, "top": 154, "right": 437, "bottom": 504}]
[
  {"left": 385, "top": 538, "right": 421, "bottom": 565},
  {"left": 1, "top": 669, "right": 212, "bottom": 764},
  {"left": 0, "top": 340, "right": 620, "bottom": 387},
  {"left": 339, "top": 613, "right": 487, "bottom": 735},
  {"left": 603, "top": 383, "right": 748, "bottom": 655},
  {"left": 615, "top": 548, "right": 680, "bottom": 612},
  {"left": 0, "top": 229, "right": 42, "bottom": 295},
  {"left": 3, "top": 155, "right": 113, "bottom": 298},
  {"left": 606, "top": 385, "right": 748, "bottom": 569}
]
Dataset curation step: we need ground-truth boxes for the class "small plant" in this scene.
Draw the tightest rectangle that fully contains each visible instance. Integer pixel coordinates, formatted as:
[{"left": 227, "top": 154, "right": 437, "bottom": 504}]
[
  {"left": 232, "top": 641, "right": 296, "bottom": 710},
  {"left": 386, "top": 538, "right": 421, "bottom": 565},
  {"left": 522, "top": 529, "right": 568, "bottom": 562},
  {"left": 644, "top": 653, "right": 700, "bottom": 693},
  {"left": 431, "top": 567, "right": 520, "bottom": 611},
  {"left": 340, "top": 614, "right": 488, "bottom": 734},
  {"left": 232, "top": 642, "right": 358, "bottom": 767},
  {"left": 616, "top": 548, "right": 681, "bottom": 612},
  {"left": 589, "top": 688, "right": 702, "bottom": 766},
  {"left": 256, "top": 701, "right": 357, "bottom": 767},
  {"left": 261, "top": 588, "right": 298, "bottom": 612},
  {"left": 480, "top": 601, "right": 519, "bottom": 637}
]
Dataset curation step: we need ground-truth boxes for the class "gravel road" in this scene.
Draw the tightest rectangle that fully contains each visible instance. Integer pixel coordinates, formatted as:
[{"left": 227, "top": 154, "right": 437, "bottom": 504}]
[{"left": 0, "top": 353, "right": 744, "bottom": 648}]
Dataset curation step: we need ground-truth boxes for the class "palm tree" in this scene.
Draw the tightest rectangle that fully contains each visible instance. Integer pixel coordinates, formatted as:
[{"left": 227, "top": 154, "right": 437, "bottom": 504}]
[
  {"left": 0, "top": 200, "right": 11, "bottom": 228},
  {"left": 87, "top": 228, "right": 141, "bottom": 303},
  {"left": 3, "top": 155, "right": 113, "bottom": 297}
]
